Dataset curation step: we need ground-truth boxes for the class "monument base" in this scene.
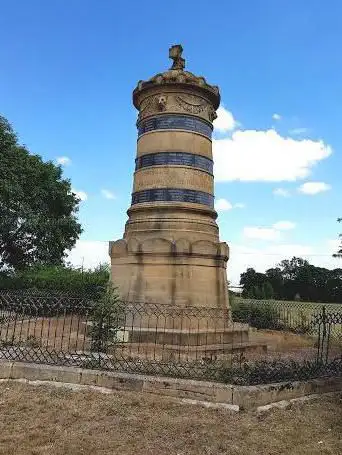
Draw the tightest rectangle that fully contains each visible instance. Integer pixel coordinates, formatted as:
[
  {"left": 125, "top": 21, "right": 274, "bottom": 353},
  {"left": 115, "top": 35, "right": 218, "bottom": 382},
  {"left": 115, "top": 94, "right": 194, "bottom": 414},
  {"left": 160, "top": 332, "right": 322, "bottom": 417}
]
[
  {"left": 107, "top": 236, "right": 268, "bottom": 361},
  {"left": 110, "top": 326, "right": 267, "bottom": 362},
  {"left": 109, "top": 236, "right": 229, "bottom": 309}
]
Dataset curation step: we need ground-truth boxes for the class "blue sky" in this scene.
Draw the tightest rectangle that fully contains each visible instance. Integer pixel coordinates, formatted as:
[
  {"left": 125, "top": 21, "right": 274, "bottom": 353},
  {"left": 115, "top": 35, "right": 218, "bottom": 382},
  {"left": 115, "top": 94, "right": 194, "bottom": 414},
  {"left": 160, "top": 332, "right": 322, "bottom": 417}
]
[{"left": 1, "top": 0, "right": 341, "bottom": 284}]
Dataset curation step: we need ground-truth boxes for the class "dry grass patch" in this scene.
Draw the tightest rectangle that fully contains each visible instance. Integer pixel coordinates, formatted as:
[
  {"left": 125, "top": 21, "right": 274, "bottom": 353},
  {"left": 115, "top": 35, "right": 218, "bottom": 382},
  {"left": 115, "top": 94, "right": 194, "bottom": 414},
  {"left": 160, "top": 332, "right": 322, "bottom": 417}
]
[
  {"left": 0, "top": 382, "right": 341, "bottom": 455},
  {"left": 1, "top": 316, "right": 89, "bottom": 351}
]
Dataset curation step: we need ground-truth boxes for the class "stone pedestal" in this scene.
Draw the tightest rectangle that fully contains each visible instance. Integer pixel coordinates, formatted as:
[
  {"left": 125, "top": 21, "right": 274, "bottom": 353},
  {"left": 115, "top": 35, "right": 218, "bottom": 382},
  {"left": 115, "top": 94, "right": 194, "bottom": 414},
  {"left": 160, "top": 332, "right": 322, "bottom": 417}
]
[{"left": 110, "top": 45, "right": 229, "bottom": 311}]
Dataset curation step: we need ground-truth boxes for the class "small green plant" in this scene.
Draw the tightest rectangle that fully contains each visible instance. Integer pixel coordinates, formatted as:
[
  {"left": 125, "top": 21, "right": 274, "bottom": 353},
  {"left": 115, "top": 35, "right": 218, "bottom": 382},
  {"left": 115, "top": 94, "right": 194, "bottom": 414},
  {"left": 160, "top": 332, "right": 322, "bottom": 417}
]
[
  {"left": 89, "top": 285, "right": 124, "bottom": 354},
  {"left": 25, "top": 335, "right": 40, "bottom": 348},
  {"left": 0, "top": 340, "right": 14, "bottom": 348}
]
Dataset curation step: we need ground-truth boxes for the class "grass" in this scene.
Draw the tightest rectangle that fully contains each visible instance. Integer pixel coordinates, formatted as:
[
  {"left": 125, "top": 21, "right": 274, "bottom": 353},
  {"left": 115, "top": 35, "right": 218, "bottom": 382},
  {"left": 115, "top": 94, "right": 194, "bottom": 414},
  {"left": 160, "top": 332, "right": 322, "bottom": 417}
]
[{"left": 0, "top": 382, "right": 341, "bottom": 455}]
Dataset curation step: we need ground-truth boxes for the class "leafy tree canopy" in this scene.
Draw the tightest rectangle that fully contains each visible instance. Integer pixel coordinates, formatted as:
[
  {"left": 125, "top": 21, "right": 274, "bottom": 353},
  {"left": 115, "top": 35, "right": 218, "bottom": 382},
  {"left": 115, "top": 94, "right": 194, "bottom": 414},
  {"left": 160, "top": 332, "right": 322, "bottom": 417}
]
[
  {"left": 333, "top": 218, "right": 342, "bottom": 258},
  {"left": 240, "top": 256, "right": 342, "bottom": 303},
  {"left": 0, "top": 115, "right": 82, "bottom": 271}
]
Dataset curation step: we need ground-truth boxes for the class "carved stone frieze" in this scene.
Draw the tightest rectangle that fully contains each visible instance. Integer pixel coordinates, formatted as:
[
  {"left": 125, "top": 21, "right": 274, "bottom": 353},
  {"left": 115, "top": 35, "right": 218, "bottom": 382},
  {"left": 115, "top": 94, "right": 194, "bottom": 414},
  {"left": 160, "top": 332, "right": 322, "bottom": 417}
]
[
  {"left": 138, "top": 93, "right": 214, "bottom": 123},
  {"left": 175, "top": 95, "right": 207, "bottom": 114}
]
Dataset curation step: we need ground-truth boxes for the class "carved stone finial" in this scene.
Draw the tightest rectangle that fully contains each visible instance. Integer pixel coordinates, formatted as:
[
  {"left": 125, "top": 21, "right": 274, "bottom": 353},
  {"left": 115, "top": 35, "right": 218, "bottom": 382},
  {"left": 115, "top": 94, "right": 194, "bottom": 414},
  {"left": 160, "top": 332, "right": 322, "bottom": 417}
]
[{"left": 169, "top": 44, "right": 185, "bottom": 70}]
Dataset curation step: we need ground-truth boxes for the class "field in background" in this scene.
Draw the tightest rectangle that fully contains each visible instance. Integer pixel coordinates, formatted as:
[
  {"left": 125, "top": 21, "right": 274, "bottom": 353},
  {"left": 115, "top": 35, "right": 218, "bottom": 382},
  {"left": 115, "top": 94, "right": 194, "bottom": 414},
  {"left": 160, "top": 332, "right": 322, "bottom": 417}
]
[
  {"left": 235, "top": 297, "right": 342, "bottom": 313},
  {"left": 0, "top": 382, "right": 341, "bottom": 455},
  {"left": 234, "top": 297, "right": 342, "bottom": 337}
]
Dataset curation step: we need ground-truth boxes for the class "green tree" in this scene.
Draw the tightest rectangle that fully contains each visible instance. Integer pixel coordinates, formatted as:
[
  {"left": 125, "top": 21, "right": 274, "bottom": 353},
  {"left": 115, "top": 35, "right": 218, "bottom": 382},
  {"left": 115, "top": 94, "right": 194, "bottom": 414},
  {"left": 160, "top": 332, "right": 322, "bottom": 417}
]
[
  {"left": 265, "top": 267, "right": 283, "bottom": 299},
  {"left": 0, "top": 116, "right": 82, "bottom": 271},
  {"left": 240, "top": 268, "right": 269, "bottom": 298},
  {"left": 240, "top": 256, "right": 342, "bottom": 303},
  {"left": 278, "top": 257, "right": 309, "bottom": 281},
  {"left": 253, "top": 285, "right": 264, "bottom": 300},
  {"left": 262, "top": 281, "right": 274, "bottom": 299},
  {"left": 333, "top": 218, "right": 342, "bottom": 258}
]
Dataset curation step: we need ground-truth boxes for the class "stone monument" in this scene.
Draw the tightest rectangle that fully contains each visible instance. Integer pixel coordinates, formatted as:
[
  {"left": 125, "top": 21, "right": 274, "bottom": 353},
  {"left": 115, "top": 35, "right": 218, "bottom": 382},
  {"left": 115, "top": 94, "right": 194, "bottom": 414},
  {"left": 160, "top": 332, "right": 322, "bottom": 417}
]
[{"left": 109, "top": 45, "right": 229, "bottom": 311}]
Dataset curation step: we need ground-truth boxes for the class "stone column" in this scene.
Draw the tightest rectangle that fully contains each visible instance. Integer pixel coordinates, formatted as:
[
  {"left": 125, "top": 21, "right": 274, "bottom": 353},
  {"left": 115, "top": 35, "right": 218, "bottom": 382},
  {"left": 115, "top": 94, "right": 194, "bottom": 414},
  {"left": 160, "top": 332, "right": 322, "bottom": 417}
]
[{"left": 110, "top": 45, "right": 229, "bottom": 310}]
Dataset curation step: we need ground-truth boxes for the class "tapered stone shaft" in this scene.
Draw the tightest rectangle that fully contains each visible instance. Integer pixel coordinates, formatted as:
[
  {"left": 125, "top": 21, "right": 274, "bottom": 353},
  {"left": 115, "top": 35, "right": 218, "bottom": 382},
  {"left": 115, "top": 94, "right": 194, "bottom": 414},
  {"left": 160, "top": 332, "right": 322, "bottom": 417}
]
[{"left": 110, "top": 45, "right": 229, "bottom": 309}]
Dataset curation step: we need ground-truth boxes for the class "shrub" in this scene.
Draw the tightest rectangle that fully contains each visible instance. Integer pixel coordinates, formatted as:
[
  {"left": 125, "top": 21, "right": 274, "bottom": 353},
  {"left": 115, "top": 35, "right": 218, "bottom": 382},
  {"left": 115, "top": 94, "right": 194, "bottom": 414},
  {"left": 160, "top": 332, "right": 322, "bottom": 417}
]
[
  {"left": 231, "top": 300, "right": 284, "bottom": 330},
  {"left": 215, "top": 358, "right": 342, "bottom": 385},
  {"left": 0, "top": 264, "right": 110, "bottom": 300},
  {"left": 89, "top": 285, "right": 124, "bottom": 354}
]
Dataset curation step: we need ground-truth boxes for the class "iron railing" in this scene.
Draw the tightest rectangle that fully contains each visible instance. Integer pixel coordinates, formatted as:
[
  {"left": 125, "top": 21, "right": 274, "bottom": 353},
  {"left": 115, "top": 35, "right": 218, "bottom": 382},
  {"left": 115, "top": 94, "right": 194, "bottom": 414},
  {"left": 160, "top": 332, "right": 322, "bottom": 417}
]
[{"left": 0, "top": 291, "right": 341, "bottom": 385}]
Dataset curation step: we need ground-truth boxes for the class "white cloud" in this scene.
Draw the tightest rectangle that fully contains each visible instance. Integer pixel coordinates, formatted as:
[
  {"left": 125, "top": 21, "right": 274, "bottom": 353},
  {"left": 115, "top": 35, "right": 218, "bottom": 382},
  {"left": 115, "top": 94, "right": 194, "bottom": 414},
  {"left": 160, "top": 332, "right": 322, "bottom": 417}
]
[
  {"left": 327, "top": 238, "right": 341, "bottom": 254},
  {"left": 298, "top": 181, "right": 331, "bottom": 195},
  {"left": 272, "top": 113, "right": 282, "bottom": 121},
  {"left": 66, "top": 240, "right": 109, "bottom": 269},
  {"left": 272, "top": 221, "right": 296, "bottom": 231},
  {"left": 289, "top": 127, "right": 310, "bottom": 136},
  {"left": 213, "top": 129, "right": 332, "bottom": 182},
  {"left": 56, "top": 156, "right": 71, "bottom": 166},
  {"left": 215, "top": 199, "right": 246, "bottom": 211},
  {"left": 242, "top": 221, "right": 295, "bottom": 242},
  {"left": 101, "top": 189, "right": 116, "bottom": 200},
  {"left": 72, "top": 189, "right": 88, "bottom": 201},
  {"left": 213, "top": 106, "right": 237, "bottom": 133},
  {"left": 215, "top": 199, "right": 233, "bottom": 211},
  {"left": 273, "top": 188, "right": 290, "bottom": 197},
  {"left": 243, "top": 226, "right": 281, "bottom": 241}
]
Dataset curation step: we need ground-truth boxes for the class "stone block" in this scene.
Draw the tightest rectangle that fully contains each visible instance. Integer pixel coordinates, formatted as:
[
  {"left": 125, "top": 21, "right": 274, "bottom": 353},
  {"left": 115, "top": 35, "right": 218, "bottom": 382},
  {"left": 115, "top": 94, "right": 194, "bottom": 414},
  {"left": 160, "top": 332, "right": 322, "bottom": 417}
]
[
  {"left": 10, "top": 362, "right": 82, "bottom": 384},
  {"left": 143, "top": 376, "right": 216, "bottom": 401},
  {"left": 111, "top": 239, "right": 128, "bottom": 258},
  {"left": 303, "top": 377, "right": 342, "bottom": 395},
  {"left": 0, "top": 361, "right": 13, "bottom": 379},
  {"left": 133, "top": 167, "right": 213, "bottom": 193},
  {"left": 231, "top": 378, "right": 341, "bottom": 410},
  {"left": 140, "top": 237, "right": 173, "bottom": 254},
  {"left": 96, "top": 371, "right": 144, "bottom": 391},
  {"left": 137, "top": 130, "right": 212, "bottom": 159},
  {"left": 213, "top": 384, "right": 234, "bottom": 403},
  {"left": 80, "top": 368, "right": 100, "bottom": 386}
]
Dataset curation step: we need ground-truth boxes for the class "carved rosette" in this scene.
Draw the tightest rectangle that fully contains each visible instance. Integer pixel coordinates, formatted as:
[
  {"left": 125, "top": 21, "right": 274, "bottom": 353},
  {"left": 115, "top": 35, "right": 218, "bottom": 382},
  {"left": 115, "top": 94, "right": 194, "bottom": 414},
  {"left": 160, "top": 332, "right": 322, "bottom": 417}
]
[{"left": 138, "top": 92, "right": 215, "bottom": 123}]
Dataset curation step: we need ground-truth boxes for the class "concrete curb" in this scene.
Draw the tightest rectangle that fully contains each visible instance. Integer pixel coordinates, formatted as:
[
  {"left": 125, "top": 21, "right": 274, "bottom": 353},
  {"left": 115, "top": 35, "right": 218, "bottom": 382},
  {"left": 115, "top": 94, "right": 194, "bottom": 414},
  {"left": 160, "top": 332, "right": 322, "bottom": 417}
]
[{"left": 0, "top": 361, "right": 341, "bottom": 411}]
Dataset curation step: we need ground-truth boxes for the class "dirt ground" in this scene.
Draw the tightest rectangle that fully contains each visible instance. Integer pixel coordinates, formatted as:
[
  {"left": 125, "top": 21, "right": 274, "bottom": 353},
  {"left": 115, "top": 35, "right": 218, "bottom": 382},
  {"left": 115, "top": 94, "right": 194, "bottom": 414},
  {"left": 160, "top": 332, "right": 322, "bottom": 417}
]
[{"left": 0, "top": 382, "right": 341, "bottom": 455}]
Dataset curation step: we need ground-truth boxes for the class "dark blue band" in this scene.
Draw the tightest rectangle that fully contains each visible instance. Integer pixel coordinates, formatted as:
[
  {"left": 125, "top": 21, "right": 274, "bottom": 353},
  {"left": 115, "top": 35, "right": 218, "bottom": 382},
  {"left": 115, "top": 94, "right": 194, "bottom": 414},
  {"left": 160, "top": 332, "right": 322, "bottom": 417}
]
[
  {"left": 135, "top": 152, "right": 213, "bottom": 174},
  {"left": 131, "top": 189, "right": 214, "bottom": 207},
  {"left": 138, "top": 115, "right": 212, "bottom": 139}
]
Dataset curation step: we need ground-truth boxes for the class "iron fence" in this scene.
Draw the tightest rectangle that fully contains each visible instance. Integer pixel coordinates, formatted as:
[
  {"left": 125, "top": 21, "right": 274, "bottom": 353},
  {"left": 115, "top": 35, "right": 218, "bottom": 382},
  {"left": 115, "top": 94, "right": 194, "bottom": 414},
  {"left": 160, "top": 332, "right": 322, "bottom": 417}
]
[{"left": 0, "top": 291, "right": 341, "bottom": 385}]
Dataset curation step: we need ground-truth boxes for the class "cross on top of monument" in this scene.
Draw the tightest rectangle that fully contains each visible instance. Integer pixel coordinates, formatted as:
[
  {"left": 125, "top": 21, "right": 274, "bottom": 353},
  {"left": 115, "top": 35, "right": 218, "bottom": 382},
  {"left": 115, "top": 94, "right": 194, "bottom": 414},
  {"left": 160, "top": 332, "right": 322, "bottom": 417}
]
[{"left": 169, "top": 44, "right": 185, "bottom": 71}]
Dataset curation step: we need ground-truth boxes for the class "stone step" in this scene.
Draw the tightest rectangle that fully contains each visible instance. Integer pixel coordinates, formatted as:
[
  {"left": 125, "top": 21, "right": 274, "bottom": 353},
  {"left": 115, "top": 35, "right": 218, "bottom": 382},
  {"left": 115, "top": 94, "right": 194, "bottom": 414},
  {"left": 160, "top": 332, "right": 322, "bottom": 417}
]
[
  {"left": 126, "top": 326, "right": 250, "bottom": 346},
  {"left": 115, "top": 341, "right": 268, "bottom": 361}
]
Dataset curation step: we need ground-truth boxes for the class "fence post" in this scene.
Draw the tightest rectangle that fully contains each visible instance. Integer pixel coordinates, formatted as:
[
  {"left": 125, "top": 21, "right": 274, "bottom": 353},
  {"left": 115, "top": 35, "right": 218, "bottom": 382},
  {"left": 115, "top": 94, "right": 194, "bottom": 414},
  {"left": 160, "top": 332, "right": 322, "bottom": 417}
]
[
  {"left": 11, "top": 311, "right": 18, "bottom": 346},
  {"left": 316, "top": 305, "right": 325, "bottom": 364}
]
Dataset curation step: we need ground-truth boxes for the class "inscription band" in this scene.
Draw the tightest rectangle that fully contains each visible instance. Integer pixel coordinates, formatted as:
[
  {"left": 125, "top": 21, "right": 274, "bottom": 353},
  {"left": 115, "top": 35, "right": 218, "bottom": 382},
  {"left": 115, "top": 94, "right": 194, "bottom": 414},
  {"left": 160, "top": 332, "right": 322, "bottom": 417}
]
[
  {"left": 135, "top": 152, "right": 213, "bottom": 173},
  {"left": 131, "top": 188, "right": 214, "bottom": 208},
  {"left": 138, "top": 114, "right": 212, "bottom": 139}
]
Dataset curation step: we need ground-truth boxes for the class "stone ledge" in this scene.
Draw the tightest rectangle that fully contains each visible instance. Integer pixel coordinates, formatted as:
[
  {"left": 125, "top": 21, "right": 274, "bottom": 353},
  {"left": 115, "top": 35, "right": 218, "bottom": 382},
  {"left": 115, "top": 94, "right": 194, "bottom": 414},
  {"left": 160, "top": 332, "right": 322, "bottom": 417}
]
[
  {"left": 0, "top": 361, "right": 341, "bottom": 411},
  {"left": 256, "top": 391, "right": 341, "bottom": 415},
  {"left": 232, "top": 376, "right": 342, "bottom": 410}
]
